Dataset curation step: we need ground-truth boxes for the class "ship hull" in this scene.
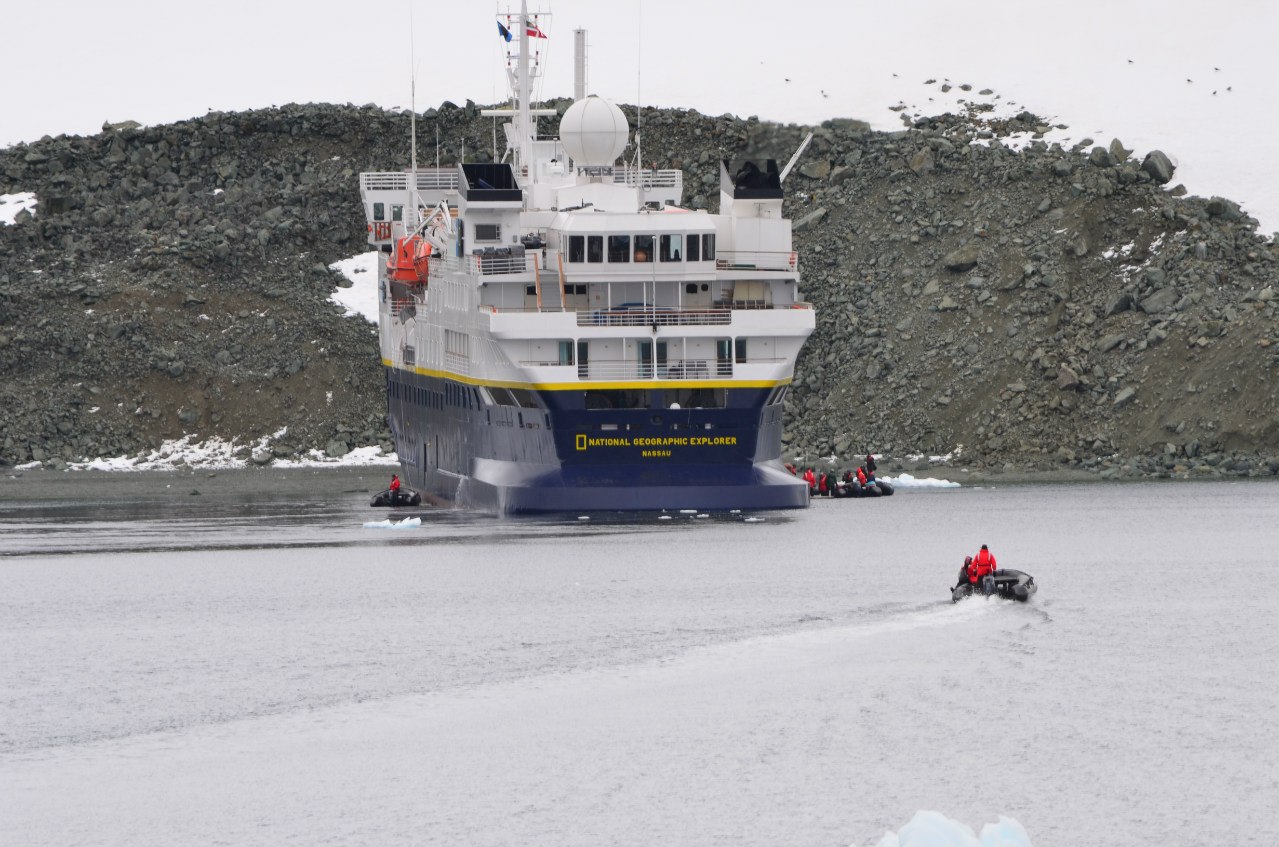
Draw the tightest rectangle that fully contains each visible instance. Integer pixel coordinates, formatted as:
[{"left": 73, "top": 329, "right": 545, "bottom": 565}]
[{"left": 385, "top": 365, "right": 808, "bottom": 513}]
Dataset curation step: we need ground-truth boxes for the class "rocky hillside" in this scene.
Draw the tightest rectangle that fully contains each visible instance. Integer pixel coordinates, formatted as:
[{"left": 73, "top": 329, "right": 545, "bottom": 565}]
[{"left": 2, "top": 100, "right": 1276, "bottom": 477}]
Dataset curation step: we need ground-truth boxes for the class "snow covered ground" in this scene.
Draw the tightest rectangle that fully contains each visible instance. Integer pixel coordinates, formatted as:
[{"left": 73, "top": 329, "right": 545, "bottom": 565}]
[
  {"left": 2, "top": 1, "right": 1275, "bottom": 232},
  {"left": 0, "top": 192, "right": 37, "bottom": 225},
  {"left": 328, "top": 251, "right": 381, "bottom": 323}
]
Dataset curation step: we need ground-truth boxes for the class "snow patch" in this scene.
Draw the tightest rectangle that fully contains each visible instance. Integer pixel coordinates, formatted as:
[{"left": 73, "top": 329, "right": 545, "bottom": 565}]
[
  {"left": 0, "top": 192, "right": 37, "bottom": 225},
  {"left": 67, "top": 434, "right": 397, "bottom": 472},
  {"left": 329, "top": 251, "right": 381, "bottom": 323}
]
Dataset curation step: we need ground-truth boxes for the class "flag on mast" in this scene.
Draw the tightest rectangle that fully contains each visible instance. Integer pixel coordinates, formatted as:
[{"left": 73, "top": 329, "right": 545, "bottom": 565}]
[
  {"left": 496, "top": 21, "right": 513, "bottom": 42},
  {"left": 525, "top": 19, "right": 547, "bottom": 38}
]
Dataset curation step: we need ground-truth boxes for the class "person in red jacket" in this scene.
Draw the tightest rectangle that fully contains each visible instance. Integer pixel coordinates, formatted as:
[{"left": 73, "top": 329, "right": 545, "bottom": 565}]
[
  {"left": 803, "top": 467, "right": 816, "bottom": 491},
  {"left": 389, "top": 473, "right": 401, "bottom": 503},
  {"left": 972, "top": 544, "right": 997, "bottom": 594},
  {"left": 856, "top": 466, "right": 868, "bottom": 486}
]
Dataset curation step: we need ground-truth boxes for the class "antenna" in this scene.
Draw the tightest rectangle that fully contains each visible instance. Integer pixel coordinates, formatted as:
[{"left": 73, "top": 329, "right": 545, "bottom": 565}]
[
  {"left": 779, "top": 131, "right": 815, "bottom": 183},
  {"left": 635, "top": 1, "right": 643, "bottom": 210},
  {"left": 409, "top": 0, "right": 417, "bottom": 177}
]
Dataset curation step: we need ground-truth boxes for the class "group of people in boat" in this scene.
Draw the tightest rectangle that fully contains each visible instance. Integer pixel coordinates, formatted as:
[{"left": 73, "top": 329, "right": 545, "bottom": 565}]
[{"left": 785, "top": 453, "right": 890, "bottom": 497}]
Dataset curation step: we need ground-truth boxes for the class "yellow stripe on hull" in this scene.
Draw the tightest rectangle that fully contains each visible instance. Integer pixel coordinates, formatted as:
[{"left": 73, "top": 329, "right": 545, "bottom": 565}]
[{"left": 382, "top": 359, "right": 790, "bottom": 392}]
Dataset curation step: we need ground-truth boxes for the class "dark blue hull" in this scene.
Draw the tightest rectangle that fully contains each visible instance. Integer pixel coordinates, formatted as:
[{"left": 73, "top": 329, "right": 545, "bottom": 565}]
[{"left": 384, "top": 366, "right": 807, "bottom": 513}]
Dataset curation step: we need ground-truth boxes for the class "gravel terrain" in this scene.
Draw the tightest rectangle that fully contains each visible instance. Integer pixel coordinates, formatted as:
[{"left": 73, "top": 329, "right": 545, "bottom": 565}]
[{"left": 2, "top": 99, "right": 1276, "bottom": 479}]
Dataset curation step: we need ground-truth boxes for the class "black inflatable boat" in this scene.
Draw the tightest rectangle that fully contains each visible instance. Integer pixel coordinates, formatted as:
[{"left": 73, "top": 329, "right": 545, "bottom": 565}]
[
  {"left": 951, "top": 568, "right": 1037, "bottom": 602},
  {"left": 829, "top": 477, "right": 895, "bottom": 498},
  {"left": 369, "top": 488, "right": 421, "bottom": 507}
]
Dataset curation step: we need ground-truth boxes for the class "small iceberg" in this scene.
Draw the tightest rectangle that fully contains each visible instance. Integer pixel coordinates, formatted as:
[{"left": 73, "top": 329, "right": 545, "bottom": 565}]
[
  {"left": 861, "top": 810, "right": 1032, "bottom": 847},
  {"left": 362, "top": 517, "right": 422, "bottom": 529},
  {"left": 880, "top": 472, "right": 961, "bottom": 489}
]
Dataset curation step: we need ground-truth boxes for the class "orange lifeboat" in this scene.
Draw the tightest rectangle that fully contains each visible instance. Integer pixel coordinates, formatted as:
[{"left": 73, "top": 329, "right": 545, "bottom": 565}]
[{"left": 388, "top": 235, "right": 432, "bottom": 284}]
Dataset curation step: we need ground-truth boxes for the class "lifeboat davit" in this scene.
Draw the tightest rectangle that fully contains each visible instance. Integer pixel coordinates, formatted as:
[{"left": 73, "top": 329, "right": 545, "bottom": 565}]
[{"left": 388, "top": 235, "right": 431, "bottom": 284}]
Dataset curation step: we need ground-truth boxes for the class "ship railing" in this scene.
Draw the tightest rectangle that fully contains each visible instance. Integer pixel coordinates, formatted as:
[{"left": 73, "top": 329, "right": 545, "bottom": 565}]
[
  {"left": 577, "top": 306, "right": 731, "bottom": 327},
  {"left": 466, "top": 253, "right": 533, "bottom": 276},
  {"left": 360, "top": 170, "right": 461, "bottom": 192},
  {"left": 565, "top": 359, "right": 733, "bottom": 381},
  {"left": 611, "top": 167, "right": 683, "bottom": 189},
  {"left": 423, "top": 253, "right": 534, "bottom": 276},
  {"left": 715, "top": 250, "right": 799, "bottom": 272}
]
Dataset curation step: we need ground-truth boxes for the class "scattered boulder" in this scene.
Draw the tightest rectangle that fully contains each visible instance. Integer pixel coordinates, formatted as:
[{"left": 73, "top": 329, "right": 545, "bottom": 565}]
[{"left": 1141, "top": 150, "right": 1175, "bottom": 184}]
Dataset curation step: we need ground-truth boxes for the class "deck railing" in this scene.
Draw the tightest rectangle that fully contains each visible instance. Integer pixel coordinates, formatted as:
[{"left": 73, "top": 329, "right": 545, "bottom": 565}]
[
  {"left": 566, "top": 359, "right": 733, "bottom": 381},
  {"left": 715, "top": 250, "right": 798, "bottom": 272},
  {"left": 576, "top": 307, "right": 731, "bottom": 327}
]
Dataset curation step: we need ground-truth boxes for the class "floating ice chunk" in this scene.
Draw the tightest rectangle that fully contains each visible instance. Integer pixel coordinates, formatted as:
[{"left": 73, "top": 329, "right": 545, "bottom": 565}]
[
  {"left": 730, "top": 509, "right": 741, "bottom": 513},
  {"left": 362, "top": 517, "right": 421, "bottom": 529},
  {"left": 679, "top": 509, "right": 697, "bottom": 514},
  {"left": 743, "top": 516, "right": 765, "bottom": 523},
  {"left": 880, "top": 472, "right": 961, "bottom": 489},
  {"left": 696, "top": 513, "right": 709, "bottom": 518},
  {"left": 577, "top": 516, "right": 590, "bottom": 521},
  {"left": 658, "top": 515, "right": 672, "bottom": 520},
  {"left": 861, "top": 810, "right": 1032, "bottom": 847}
]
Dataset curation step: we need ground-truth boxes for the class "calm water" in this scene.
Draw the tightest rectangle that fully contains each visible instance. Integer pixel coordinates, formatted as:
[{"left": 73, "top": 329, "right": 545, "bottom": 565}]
[{"left": 1, "top": 475, "right": 1276, "bottom": 846}]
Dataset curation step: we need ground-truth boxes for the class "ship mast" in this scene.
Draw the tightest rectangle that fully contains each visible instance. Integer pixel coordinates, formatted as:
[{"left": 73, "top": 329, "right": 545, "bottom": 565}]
[{"left": 482, "top": 2, "right": 557, "bottom": 200}]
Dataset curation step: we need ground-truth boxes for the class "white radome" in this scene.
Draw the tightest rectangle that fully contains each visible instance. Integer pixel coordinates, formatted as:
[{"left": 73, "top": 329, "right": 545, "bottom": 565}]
[{"left": 559, "top": 96, "right": 628, "bottom": 167}]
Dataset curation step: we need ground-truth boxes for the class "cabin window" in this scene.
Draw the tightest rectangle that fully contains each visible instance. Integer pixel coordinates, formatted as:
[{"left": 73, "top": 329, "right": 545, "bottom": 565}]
[
  {"left": 558, "top": 340, "right": 574, "bottom": 365},
  {"left": 687, "top": 233, "right": 701, "bottom": 262},
  {"left": 660, "top": 234, "right": 683, "bottom": 262},
  {"left": 373, "top": 203, "right": 385, "bottom": 221},
  {"left": 585, "top": 389, "right": 649, "bottom": 410},
  {"left": 634, "top": 235, "right": 654, "bottom": 263},
  {"left": 509, "top": 388, "right": 541, "bottom": 408},
  {"left": 702, "top": 233, "right": 716, "bottom": 260},
  {"left": 735, "top": 338, "right": 748, "bottom": 364},
  {"left": 587, "top": 235, "right": 603, "bottom": 263},
  {"left": 475, "top": 223, "right": 501, "bottom": 242},
  {"left": 685, "top": 283, "right": 698, "bottom": 294},
  {"left": 392, "top": 205, "right": 403, "bottom": 222},
  {"left": 668, "top": 387, "right": 726, "bottom": 409},
  {"left": 526, "top": 285, "right": 537, "bottom": 296},
  {"left": 608, "top": 235, "right": 631, "bottom": 262},
  {"left": 568, "top": 235, "right": 585, "bottom": 262}
]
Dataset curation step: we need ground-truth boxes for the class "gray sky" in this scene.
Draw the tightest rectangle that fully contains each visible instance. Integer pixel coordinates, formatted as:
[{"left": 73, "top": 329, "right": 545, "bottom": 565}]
[{"left": 3, "top": 0, "right": 1276, "bottom": 228}]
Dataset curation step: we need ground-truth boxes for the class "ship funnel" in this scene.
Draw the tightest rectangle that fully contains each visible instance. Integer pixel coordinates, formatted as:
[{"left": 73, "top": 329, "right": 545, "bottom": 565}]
[{"left": 574, "top": 29, "right": 587, "bottom": 100}]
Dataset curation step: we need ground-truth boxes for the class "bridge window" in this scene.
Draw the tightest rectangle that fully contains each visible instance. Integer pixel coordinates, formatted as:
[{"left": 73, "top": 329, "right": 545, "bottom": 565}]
[
  {"left": 634, "top": 235, "right": 654, "bottom": 263},
  {"left": 687, "top": 233, "right": 700, "bottom": 262},
  {"left": 702, "top": 233, "right": 716, "bottom": 260},
  {"left": 660, "top": 234, "right": 683, "bottom": 262},
  {"left": 608, "top": 235, "right": 631, "bottom": 262},
  {"left": 475, "top": 223, "right": 501, "bottom": 242},
  {"left": 568, "top": 235, "right": 585, "bottom": 262},
  {"left": 587, "top": 235, "right": 603, "bottom": 262},
  {"left": 392, "top": 205, "right": 403, "bottom": 222},
  {"left": 373, "top": 202, "right": 385, "bottom": 221}
]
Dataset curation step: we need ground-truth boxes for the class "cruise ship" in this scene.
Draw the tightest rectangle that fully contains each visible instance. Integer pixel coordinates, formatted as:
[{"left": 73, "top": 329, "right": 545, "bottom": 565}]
[{"left": 359, "top": 5, "right": 815, "bottom": 513}]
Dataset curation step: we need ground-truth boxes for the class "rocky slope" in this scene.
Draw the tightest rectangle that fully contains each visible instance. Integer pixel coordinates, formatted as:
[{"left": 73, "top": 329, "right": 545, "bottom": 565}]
[{"left": 1, "top": 100, "right": 1276, "bottom": 477}]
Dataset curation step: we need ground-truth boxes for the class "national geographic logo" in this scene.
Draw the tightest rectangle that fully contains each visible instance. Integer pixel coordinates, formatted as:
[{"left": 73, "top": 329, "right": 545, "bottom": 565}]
[{"left": 575, "top": 434, "right": 738, "bottom": 451}]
